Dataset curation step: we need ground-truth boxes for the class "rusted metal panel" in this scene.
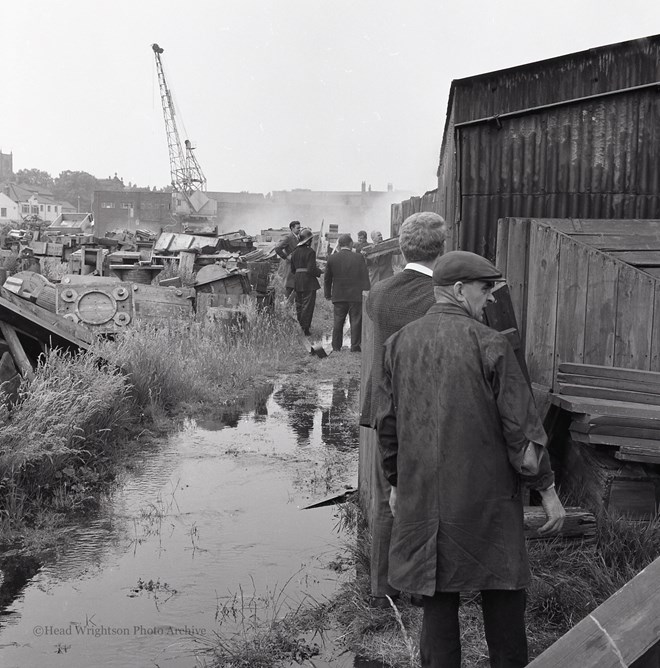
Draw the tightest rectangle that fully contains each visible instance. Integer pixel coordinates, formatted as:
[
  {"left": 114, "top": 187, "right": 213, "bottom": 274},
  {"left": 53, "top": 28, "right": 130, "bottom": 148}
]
[
  {"left": 451, "top": 35, "right": 660, "bottom": 125},
  {"left": 456, "top": 88, "right": 660, "bottom": 259}
]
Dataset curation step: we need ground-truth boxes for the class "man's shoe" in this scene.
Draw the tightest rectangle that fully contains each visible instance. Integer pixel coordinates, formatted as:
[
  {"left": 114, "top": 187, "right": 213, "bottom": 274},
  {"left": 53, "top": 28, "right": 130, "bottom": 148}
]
[{"left": 369, "top": 594, "right": 399, "bottom": 609}]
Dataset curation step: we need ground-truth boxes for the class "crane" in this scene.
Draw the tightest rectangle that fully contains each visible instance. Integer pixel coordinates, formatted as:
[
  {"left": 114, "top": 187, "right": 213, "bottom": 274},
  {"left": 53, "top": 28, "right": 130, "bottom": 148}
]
[{"left": 152, "top": 43, "right": 211, "bottom": 223}]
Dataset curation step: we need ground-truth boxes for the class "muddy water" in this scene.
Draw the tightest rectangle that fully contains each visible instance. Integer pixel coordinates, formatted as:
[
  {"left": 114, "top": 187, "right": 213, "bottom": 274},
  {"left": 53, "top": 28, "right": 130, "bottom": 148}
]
[{"left": 0, "top": 377, "right": 376, "bottom": 668}]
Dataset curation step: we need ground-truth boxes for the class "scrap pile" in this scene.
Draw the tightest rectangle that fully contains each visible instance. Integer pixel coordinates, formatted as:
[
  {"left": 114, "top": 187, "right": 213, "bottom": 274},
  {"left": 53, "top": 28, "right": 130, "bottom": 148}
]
[{"left": 549, "top": 362, "right": 660, "bottom": 519}]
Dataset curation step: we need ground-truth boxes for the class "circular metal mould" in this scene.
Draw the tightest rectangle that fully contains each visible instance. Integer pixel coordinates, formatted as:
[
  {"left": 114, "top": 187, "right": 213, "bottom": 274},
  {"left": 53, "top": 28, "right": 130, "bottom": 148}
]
[
  {"left": 61, "top": 288, "right": 78, "bottom": 303},
  {"left": 75, "top": 291, "right": 117, "bottom": 325}
]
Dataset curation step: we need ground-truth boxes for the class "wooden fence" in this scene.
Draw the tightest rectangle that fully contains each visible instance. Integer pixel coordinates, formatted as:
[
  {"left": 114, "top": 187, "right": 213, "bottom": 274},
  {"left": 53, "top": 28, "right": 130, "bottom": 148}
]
[{"left": 496, "top": 218, "right": 660, "bottom": 391}]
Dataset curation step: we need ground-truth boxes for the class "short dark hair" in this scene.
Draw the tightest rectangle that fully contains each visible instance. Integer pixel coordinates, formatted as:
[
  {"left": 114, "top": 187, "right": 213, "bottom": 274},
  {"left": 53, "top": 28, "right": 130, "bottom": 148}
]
[
  {"left": 289, "top": 220, "right": 301, "bottom": 230},
  {"left": 357, "top": 230, "right": 367, "bottom": 238},
  {"left": 338, "top": 234, "right": 353, "bottom": 247},
  {"left": 399, "top": 212, "right": 446, "bottom": 263}
]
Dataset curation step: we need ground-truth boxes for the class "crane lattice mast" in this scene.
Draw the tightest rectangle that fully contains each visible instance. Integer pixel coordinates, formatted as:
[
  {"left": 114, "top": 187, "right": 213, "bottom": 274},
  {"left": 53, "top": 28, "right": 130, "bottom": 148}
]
[{"left": 151, "top": 43, "right": 206, "bottom": 198}]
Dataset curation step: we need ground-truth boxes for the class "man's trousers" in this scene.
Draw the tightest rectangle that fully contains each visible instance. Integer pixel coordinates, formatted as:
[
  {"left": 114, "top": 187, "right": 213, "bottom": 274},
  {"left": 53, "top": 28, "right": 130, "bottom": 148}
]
[
  {"left": 295, "top": 290, "right": 316, "bottom": 333},
  {"left": 331, "top": 301, "right": 362, "bottom": 351},
  {"left": 421, "top": 589, "right": 528, "bottom": 668}
]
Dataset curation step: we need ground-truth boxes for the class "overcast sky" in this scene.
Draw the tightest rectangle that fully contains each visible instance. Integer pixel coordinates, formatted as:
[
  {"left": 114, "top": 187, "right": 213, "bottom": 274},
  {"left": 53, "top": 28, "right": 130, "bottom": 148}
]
[{"left": 2, "top": 1, "right": 659, "bottom": 195}]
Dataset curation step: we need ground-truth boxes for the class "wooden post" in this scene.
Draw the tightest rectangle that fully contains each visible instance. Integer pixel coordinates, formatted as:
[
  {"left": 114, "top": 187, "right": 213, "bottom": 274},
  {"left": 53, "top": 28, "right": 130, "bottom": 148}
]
[
  {"left": 0, "top": 322, "right": 35, "bottom": 381},
  {"left": 528, "top": 556, "right": 660, "bottom": 667}
]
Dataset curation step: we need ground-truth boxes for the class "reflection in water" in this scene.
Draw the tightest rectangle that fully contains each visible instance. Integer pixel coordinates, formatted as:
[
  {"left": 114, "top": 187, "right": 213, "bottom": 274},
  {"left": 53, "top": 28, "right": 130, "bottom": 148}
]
[
  {"left": 0, "top": 379, "right": 360, "bottom": 668},
  {"left": 274, "top": 381, "right": 319, "bottom": 445},
  {"left": 322, "top": 378, "right": 360, "bottom": 451}
]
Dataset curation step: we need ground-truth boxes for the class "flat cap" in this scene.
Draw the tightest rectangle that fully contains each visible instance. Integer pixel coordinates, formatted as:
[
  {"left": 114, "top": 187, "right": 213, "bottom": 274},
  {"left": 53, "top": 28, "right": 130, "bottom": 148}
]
[{"left": 433, "top": 250, "right": 503, "bottom": 285}]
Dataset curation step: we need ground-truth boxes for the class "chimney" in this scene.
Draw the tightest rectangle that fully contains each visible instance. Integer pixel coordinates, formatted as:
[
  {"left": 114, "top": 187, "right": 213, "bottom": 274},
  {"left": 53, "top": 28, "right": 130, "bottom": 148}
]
[
  {"left": 387, "top": 182, "right": 393, "bottom": 192},
  {"left": 361, "top": 181, "right": 366, "bottom": 193}
]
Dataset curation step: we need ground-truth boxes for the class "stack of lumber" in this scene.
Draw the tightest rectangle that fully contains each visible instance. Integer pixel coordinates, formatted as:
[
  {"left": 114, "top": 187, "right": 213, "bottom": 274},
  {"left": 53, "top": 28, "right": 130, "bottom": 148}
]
[
  {"left": 555, "top": 363, "right": 660, "bottom": 465},
  {"left": 550, "top": 363, "right": 660, "bottom": 519}
]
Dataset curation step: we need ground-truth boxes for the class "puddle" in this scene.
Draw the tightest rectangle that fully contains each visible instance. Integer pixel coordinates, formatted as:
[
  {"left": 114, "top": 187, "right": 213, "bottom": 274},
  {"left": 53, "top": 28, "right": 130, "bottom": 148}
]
[{"left": 0, "top": 378, "right": 369, "bottom": 667}]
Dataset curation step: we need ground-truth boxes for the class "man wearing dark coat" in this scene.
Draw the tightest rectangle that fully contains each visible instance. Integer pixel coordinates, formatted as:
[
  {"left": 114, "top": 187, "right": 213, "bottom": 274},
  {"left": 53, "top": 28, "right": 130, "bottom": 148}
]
[
  {"left": 290, "top": 228, "right": 321, "bottom": 336},
  {"left": 376, "top": 250, "right": 566, "bottom": 668},
  {"left": 323, "top": 234, "right": 370, "bottom": 352},
  {"left": 274, "top": 220, "right": 301, "bottom": 298},
  {"left": 359, "top": 211, "right": 447, "bottom": 606}
]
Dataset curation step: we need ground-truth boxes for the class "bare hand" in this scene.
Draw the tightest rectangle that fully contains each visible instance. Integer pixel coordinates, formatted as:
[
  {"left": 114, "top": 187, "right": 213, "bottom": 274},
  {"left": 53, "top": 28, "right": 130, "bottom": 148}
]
[
  {"left": 389, "top": 487, "right": 397, "bottom": 517},
  {"left": 538, "top": 487, "right": 566, "bottom": 535}
]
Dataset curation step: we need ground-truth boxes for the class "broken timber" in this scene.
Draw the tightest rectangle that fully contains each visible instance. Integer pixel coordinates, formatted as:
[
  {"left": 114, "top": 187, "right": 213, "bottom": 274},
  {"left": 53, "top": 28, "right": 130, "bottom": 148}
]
[
  {"left": 528, "top": 556, "right": 660, "bottom": 668},
  {"left": 0, "top": 286, "right": 93, "bottom": 352}
]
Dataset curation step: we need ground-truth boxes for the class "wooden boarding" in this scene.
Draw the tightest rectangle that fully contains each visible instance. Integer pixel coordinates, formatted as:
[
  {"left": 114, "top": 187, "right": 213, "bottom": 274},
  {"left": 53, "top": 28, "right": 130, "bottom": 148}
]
[
  {"left": 609, "top": 251, "right": 660, "bottom": 267},
  {"left": 565, "top": 234, "right": 660, "bottom": 250},
  {"left": 132, "top": 284, "right": 195, "bottom": 321},
  {"left": 570, "top": 423, "right": 660, "bottom": 439},
  {"left": 557, "top": 373, "right": 660, "bottom": 396},
  {"left": 570, "top": 413, "right": 660, "bottom": 429},
  {"left": 551, "top": 393, "right": 660, "bottom": 419},
  {"left": 559, "top": 384, "right": 660, "bottom": 407},
  {"left": 545, "top": 219, "right": 660, "bottom": 236},
  {"left": 361, "top": 237, "right": 400, "bottom": 259},
  {"left": 569, "top": 430, "right": 660, "bottom": 450},
  {"left": 559, "top": 363, "right": 660, "bottom": 387},
  {"left": 616, "top": 445, "right": 660, "bottom": 464},
  {"left": 561, "top": 440, "right": 660, "bottom": 519},
  {"left": 527, "top": 557, "right": 660, "bottom": 668},
  {"left": 584, "top": 250, "right": 618, "bottom": 367}
]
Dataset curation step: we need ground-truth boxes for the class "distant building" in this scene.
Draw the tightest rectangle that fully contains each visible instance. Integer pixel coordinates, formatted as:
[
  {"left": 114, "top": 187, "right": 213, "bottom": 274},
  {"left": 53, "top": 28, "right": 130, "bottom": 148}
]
[
  {"left": 96, "top": 174, "right": 125, "bottom": 191},
  {"left": 0, "top": 192, "right": 19, "bottom": 224},
  {"left": 2, "top": 183, "right": 65, "bottom": 223},
  {"left": 92, "top": 190, "right": 176, "bottom": 236},
  {"left": 0, "top": 151, "right": 12, "bottom": 181}
]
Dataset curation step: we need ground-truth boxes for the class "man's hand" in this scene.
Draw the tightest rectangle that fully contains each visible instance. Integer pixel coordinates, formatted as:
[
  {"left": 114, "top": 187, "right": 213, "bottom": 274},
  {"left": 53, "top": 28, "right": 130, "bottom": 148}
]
[
  {"left": 538, "top": 486, "right": 566, "bottom": 535},
  {"left": 389, "top": 487, "right": 397, "bottom": 517}
]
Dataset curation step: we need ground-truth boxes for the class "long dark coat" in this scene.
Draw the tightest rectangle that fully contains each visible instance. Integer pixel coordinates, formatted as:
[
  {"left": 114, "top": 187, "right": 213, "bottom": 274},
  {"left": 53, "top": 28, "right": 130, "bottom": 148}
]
[
  {"left": 376, "top": 303, "right": 553, "bottom": 596},
  {"left": 290, "top": 244, "right": 321, "bottom": 291},
  {"left": 275, "top": 232, "right": 299, "bottom": 289}
]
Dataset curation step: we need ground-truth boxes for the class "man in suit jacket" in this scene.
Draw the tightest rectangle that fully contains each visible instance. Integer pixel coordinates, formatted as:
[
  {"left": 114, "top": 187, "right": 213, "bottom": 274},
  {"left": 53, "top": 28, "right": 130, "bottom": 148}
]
[
  {"left": 275, "top": 220, "right": 301, "bottom": 298},
  {"left": 324, "top": 234, "right": 371, "bottom": 352},
  {"left": 359, "top": 212, "right": 447, "bottom": 605}
]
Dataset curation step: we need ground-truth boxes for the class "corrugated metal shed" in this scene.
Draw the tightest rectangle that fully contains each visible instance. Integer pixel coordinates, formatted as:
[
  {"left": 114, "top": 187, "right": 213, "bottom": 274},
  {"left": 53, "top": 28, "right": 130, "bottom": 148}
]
[{"left": 429, "top": 34, "right": 660, "bottom": 258}]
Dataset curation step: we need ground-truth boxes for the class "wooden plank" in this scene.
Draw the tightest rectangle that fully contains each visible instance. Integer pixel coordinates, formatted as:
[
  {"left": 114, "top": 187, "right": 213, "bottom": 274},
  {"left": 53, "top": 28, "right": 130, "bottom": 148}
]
[
  {"left": 504, "top": 218, "right": 530, "bottom": 348},
  {"left": 132, "top": 284, "right": 195, "bottom": 321},
  {"left": 545, "top": 218, "right": 660, "bottom": 235},
  {"left": 525, "top": 223, "right": 559, "bottom": 387},
  {"left": 549, "top": 393, "right": 660, "bottom": 420},
  {"left": 584, "top": 250, "right": 618, "bottom": 366},
  {"left": 0, "top": 322, "right": 35, "bottom": 381},
  {"left": 523, "top": 506, "right": 596, "bottom": 542},
  {"left": 559, "top": 363, "right": 660, "bottom": 386},
  {"left": 616, "top": 448, "right": 660, "bottom": 464},
  {"left": 555, "top": 236, "right": 589, "bottom": 368},
  {"left": 559, "top": 384, "right": 660, "bottom": 407},
  {"left": 652, "top": 282, "right": 660, "bottom": 372},
  {"left": 495, "top": 217, "right": 510, "bottom": 277},
  {"left": 609, "top": 251, "right": 660, "bottom": 267},
  {"left": 557, "top": 373, "right": 660, "bottom": 396},
  {"left": 641, "top": 267, "right": 660, "bottom": 279},
  {"left": 0, "top": 286, "right": 92, "bottom": 350},
  {"left": 571, "top": 423, "right": 660, "bottom": 439},
  {"left": 569, "top": 431, "right": 660, "bottom": 450},
  {"left": 614, "top": 264, "right": 654, "bottom": 370},
  {"left": 571, "top": 234, "right": 660, "bottom": 251},
  {"left": 359, "top": 290, "right": 376, "bottom": 525},
  {"left": 571, "top": 414, "right": 660, "bottom": 429}
]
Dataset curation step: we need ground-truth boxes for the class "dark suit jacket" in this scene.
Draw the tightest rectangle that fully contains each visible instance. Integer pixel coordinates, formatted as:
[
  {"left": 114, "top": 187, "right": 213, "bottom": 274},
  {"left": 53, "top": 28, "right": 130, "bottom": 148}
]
[
  {"left": 360, "top": 269, "right": 435, "bottom": 427},
  {"left": 324, "top": 249, "right": 370, "bottom": 302},
  {"left": 290, "top": 245, "right": 321, "bottom": 291}
]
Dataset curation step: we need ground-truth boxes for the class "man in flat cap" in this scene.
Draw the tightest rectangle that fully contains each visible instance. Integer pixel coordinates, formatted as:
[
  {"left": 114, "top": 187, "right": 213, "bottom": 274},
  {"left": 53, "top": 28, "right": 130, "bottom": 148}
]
[
  {"left": 324, "top": 234, "right": 370, "bottom": 352},
  {"left": 376, "top": 250, "right": 565, "bottom": 668}
]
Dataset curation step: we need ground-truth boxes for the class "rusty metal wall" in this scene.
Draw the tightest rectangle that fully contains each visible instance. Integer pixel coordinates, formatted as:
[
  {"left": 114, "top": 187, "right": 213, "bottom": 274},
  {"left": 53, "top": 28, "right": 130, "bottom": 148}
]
[
  {"left": 456, "top": 88, "right": 660, "bottom": 259},
  {"left": 452, "top": 35, "right": 660, "bottom": 124}
]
